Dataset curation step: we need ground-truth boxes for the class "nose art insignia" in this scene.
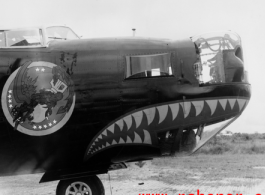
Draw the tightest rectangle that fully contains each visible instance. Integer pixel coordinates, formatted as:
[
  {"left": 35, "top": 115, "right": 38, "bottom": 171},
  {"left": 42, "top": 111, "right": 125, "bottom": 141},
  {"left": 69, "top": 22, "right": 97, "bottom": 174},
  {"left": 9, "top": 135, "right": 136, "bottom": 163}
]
[{"left": 1, "top": 62, "right": 75, "bottom": 136}]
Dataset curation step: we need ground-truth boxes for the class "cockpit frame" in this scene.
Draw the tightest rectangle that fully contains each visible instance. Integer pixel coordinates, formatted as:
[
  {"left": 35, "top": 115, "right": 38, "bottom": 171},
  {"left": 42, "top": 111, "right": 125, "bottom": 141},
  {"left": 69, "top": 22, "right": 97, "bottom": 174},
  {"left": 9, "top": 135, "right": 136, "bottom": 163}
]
[{"left": 0, "top": 25, "right": 80, "bottom": 49}]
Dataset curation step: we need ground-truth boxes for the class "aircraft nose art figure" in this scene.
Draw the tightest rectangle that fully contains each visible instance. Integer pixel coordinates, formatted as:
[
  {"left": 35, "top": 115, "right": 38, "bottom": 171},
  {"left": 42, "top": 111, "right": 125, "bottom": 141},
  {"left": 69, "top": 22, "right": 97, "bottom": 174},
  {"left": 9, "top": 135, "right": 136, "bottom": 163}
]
[
  {"left": 0, "top": 26, "right": 250, "bottom": 195},
  {"left": 2, "top": 61, "right": 75, "bottom": 136}
]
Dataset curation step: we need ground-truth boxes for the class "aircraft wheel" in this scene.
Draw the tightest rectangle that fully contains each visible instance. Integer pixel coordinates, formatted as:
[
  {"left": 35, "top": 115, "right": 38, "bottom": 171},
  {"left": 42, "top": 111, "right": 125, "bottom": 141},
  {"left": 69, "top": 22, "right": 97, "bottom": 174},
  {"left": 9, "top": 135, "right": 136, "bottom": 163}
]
[{"left": 56, "top": 175, "right": 105, "bottom": 195}]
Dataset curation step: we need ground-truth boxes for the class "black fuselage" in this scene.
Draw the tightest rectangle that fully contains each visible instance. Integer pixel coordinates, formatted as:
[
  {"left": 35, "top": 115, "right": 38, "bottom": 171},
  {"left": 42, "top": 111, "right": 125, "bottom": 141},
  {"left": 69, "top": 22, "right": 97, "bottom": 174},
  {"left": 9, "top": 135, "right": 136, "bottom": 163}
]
[{"left": 0, "top": 37, "right": 251, "bottom": 179}]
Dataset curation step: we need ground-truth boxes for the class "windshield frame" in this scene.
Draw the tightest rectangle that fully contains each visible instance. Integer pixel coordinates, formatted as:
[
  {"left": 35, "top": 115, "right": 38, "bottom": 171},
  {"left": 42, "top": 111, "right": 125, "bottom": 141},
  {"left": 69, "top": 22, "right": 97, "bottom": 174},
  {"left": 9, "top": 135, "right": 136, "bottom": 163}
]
[
  {"left": 45, "top": 26, "right": 80, "bottom": 42},
  {"left": 0, "top": 28, "right": 46, "bottom": 48},
  {"left": 191, "top": 31, "right": 246, "bottom": 85},
  {"left": 0, "top": 25, "right": 80, "bottom": 49}
]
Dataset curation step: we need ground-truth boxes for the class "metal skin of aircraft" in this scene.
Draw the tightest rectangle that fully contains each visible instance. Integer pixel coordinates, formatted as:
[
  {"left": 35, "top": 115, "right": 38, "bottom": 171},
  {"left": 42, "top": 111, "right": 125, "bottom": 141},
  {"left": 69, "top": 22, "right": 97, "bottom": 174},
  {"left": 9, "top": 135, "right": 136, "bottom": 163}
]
[{"left": 0, "top": 26, "right": 251, "bottom": 195}]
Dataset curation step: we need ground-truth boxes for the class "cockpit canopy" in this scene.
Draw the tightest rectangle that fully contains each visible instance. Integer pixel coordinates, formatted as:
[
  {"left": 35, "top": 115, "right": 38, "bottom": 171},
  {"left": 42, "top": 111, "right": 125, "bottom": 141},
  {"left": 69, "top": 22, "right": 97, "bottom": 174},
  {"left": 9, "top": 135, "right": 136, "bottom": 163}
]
[
  {"left": 46, "top": 26, "right": 80, "bottom": 42},
  {"left": 0, "top": 26, "right": 79, "bottom": 48},
  {"left": 191, "top": 31, "right": 247, "bottom": 84}
]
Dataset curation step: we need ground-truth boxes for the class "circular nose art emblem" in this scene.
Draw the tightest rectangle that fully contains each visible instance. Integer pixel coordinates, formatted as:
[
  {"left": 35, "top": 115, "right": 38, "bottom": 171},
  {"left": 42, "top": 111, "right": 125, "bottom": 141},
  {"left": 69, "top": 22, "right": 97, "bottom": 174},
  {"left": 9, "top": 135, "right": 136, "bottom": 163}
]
[{"left": 1, "top": 61, "right": 75, "bottom": 136}]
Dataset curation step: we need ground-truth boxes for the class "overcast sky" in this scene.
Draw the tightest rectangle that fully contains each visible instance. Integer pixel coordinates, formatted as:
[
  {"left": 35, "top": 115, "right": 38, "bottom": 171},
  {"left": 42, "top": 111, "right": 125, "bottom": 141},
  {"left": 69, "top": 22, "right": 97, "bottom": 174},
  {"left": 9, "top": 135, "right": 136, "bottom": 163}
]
[{"left": 1, "top": 0, "right": 264, "bottom": 133}]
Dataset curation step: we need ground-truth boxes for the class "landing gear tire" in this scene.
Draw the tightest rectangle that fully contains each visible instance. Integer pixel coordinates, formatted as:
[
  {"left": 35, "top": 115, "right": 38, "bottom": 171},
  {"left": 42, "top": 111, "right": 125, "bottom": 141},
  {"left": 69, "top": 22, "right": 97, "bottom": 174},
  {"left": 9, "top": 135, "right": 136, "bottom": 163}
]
[{"left": 56, "top": 175, "right": 105, "bottom": 195}]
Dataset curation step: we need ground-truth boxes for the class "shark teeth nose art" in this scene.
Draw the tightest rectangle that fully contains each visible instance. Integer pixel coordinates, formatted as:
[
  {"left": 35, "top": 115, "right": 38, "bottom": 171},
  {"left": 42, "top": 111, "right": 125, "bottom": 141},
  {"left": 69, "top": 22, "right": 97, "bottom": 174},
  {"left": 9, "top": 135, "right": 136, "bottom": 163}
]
[
  {"left": 219, "top": 99, "right": 227, "bottom": 110},
  {"left": 206, "top": 100, "right": 218, "bottom": 116},
  {"left": 191, "top": 101, "right": 204, "bottom": 116},
  {"left": 86, "top": 98, "right": 249, "bottom": 157},
  {"left": 180, "top": 102, "right": 191, "bottom": 118}
]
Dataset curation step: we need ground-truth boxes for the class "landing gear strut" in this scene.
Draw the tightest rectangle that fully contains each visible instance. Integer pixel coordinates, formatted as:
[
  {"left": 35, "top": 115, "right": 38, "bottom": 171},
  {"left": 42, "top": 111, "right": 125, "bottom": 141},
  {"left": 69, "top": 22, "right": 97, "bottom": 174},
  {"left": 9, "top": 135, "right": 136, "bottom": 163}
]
[{"left": 56, "top": 175, "right": 105, "bottom": 195}]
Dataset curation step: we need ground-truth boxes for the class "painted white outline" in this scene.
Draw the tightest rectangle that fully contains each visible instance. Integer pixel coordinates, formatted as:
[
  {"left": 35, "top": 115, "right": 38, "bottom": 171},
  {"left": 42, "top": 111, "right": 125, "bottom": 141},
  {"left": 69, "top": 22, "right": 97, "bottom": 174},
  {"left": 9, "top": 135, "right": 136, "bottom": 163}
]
[
  {"left": 1, "top": 63, "right": 75, "bottom": 136},
  {"left": 86, "top": 97, "right": 249, "bottom": 157}
]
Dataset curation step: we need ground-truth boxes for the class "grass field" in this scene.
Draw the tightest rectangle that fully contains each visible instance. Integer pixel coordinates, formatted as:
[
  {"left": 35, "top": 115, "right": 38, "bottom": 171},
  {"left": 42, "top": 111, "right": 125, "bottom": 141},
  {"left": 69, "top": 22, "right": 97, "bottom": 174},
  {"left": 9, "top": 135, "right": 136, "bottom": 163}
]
[
  {"left": 107, "top": 153, "right": 265, "bottom": 184},
  {"left": 197, "top": 133, "right": 265, "bottom": 155},
  {"left": 0, "top": 133, "right": 264, "bottom": 195},
  {"left": 102, "top": 133, "right": 265, "bottom": 194},
  {"left": 99, "top": 153, "right": 265, "bottom": 195}
]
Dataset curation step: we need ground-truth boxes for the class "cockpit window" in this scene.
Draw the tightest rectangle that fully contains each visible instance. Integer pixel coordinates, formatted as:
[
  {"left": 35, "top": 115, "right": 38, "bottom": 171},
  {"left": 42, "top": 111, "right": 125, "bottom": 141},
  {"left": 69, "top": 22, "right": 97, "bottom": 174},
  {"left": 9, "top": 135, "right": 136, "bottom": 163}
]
[
  {"left": 0, "top": 32, "right": 5, "bottom": 47},
  {"left": 46, "top": 26, "right": 79, "bottom": 41},
  {"left": 6, "top": 29, "right": 42, "bottom": 47},
  {"left": 126, "top": 53, "right": 173, "bottom": 79},
  {"left": 191, "top": 32, "right": 245, "bottom": 84}
]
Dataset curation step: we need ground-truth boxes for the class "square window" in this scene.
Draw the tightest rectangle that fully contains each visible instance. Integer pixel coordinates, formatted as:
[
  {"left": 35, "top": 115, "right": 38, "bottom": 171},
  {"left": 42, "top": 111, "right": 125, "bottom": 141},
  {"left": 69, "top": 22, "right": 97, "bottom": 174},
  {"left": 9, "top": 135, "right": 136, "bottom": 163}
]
[{"left": 126, "top": 53, "right": 173, "bottom": 78}]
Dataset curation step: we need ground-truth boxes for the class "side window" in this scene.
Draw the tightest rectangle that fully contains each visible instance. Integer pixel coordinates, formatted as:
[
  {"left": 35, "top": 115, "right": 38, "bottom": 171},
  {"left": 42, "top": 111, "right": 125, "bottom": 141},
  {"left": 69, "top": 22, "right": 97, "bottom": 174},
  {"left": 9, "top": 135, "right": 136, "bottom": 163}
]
[
  {"left": 126, "top": 53, "right": 173, "bottom": 79},
  {"left": 0, "top": 32, "right": 5, "bottom": 47},
  {"left": 6, "top": 29, "right": 42, "bottom": 47},
  {"left": 46, "top": 26, "right": 79, "bottom": 41}
]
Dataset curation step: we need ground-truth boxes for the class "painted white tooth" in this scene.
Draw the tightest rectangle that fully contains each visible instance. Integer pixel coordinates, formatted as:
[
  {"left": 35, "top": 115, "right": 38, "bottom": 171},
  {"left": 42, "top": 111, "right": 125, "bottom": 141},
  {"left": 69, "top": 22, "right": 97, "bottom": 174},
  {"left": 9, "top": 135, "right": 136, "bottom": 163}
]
[
  {"left": 92, "top": 142, "right": 95, "bottom": 146},
  {"left": 237, "top": 99, "right": 246, "bottom": 111},
  {"left": 123, "top": 115, "right": 132, "bottom": 130},
  {"left": 132, "top": 111, "right": 143, "bottom": 128},
  {"left": 228, "top": 99, "right": 236, "bottom": 110},
  {"left": 98, "top": 146, "right": 101, "bottom": 150},
  {"left": 98, "top": 134, "right": 102, "bottom": 139},
  {"left": 102, "top": 130, "right": 107, "bottom": 136},
  {"left": 106, "top": 142, "right": 110, "bottom": 147},
  {"left": 180, "top": 102, "right": 191, "bottom": 118},
  {"left": 108, "top": 124, "right": 114, "bottom": 133},
  {"left": 169, "top": 103, "right": 179, "bottom": 120},
  {"left": 133, "top": 132, "right": 142, "bottom": 143},
  {"left": 118, "top": 137, "right": 125, "bottom": 144},
  {"left": 206, "top": 100, "right": 218, "bottom": 116},
  {"left": 219, "top": 99, "right": 227, "bottom": 110},
  {"left": 126, "top": 136, "right": 132, "bottom": 143},
  {"left": 95, "top": 138, "right": 98, "bottom": 142},
  {"left": 143, "top": 107, "right": 156, "bottom": 125},
  {"left": 143, "top": 129, "right": 152, "bottom": 144},
  {"left": 111, "top": 140, "right": 117, "bottom": 145},
  {"left": 245, "top": 100, "right": 249, "bottom": 108},
  {"left": 116, "top": 119, "right": 124, "bottom": 131},
  {"left": 102, "top": 145, "right": 105, "bottom": 149},
  {"left": 157, "top": 105, "right": 168, "bottom": 123},
  {"left": 192, "top": 101, "right": 204, "bottom": 116}
]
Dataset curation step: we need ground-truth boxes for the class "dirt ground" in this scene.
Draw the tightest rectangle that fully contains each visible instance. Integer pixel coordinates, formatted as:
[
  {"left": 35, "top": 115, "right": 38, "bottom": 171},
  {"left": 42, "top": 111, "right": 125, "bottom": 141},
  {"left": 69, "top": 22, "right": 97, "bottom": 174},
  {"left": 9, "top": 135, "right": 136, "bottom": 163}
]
[{"left": 0, "top": 154, "right": 264, "bottom": 195}]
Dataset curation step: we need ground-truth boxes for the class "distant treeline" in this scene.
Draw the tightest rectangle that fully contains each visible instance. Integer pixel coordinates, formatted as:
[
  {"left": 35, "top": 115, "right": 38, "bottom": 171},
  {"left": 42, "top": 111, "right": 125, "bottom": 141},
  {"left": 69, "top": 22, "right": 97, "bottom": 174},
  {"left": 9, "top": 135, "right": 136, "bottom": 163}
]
[
  {"left": 197, "top": 132, "right": 265, "bottom": 155},
  {"left": 220, "top": 132, "right": 265, "bottom": 140}
]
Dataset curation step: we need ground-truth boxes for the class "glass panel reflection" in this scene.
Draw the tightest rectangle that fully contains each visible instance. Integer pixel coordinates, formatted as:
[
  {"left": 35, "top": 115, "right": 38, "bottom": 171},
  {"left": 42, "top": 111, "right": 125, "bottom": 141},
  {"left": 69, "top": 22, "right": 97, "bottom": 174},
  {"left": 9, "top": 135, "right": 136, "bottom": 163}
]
[{"left": 191, "top": 32, "right": 245, "bottom": 84}]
